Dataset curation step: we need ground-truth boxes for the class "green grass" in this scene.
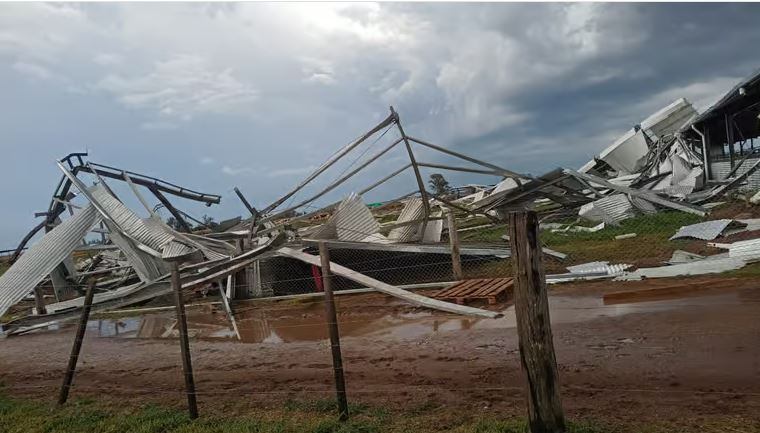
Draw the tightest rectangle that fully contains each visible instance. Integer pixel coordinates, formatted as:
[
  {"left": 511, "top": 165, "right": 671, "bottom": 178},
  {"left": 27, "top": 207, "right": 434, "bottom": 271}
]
[
  {"left": 1, "top": 393, "right": 755, "bottom": 433},
  {"left": 459, "top": 211, "right": 709, "bottom": 270}
]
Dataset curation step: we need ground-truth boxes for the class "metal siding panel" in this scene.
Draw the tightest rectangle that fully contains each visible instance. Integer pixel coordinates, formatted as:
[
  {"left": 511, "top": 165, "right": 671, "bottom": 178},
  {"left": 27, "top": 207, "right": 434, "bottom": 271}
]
[{"left": 0, "top": 205, "right": 99, "bottom": 318}]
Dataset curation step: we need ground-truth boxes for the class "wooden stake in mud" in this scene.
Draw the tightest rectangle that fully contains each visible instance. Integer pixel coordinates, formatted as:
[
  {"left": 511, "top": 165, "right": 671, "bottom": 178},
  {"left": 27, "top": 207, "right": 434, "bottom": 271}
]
[
  {"left": 58, "top": 279, "right": 95, "bottom": 406},
  {"left": 507, "top": 211, "right": 565, "bottom": 433},
  {"left": 318, "top": 242, "right": 349, "bottom": 421},
  {"left": 171, "top": 261, "right": 199, "bottom": 419},
  {"left": 446, "top": 210, "right": 463, "bottom": 280}
]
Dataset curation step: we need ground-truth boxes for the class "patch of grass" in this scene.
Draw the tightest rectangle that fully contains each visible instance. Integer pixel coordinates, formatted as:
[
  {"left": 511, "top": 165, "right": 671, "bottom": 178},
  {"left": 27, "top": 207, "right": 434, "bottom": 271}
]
[{"left": 0, "top": 393, "right": 755, "bottom": 433}]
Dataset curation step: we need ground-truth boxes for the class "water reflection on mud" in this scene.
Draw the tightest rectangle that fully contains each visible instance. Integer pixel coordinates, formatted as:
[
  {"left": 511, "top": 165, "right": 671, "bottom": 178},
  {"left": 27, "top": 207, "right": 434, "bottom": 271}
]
[{"left": 82, "top": 288, "right": 751, "bottom": 344}]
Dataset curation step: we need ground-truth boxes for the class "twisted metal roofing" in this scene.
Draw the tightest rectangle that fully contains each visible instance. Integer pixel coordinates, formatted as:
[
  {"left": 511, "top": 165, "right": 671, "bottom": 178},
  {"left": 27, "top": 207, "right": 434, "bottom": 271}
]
[{"left": 0, "top": 205, "right": 99, "bottom": 318}]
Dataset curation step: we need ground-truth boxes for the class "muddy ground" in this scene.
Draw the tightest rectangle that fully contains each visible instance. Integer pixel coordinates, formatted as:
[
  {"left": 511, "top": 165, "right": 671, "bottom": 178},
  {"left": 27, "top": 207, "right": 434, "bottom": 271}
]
[{"left": 1, "top": 276, "right": 759, "bottom": 427}]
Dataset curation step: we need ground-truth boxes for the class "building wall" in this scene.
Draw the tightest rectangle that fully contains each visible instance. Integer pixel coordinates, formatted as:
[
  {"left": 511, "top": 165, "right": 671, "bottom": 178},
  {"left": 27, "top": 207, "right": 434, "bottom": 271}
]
[{"left": 710, "top": 157, "right": 760, "bottom": 191}]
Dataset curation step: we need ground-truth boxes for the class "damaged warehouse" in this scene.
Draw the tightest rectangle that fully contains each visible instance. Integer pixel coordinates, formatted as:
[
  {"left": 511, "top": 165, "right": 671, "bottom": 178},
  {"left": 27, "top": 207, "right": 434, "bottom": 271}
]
[{"left": 4, "top": 70, "right": 760, "bottom": 340}]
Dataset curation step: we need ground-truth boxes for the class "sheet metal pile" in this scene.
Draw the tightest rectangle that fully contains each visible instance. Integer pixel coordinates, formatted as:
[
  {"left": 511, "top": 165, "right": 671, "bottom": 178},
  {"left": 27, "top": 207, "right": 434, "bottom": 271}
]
[{"left": 3, "top": 75, "right": 760, "bottom": 335}]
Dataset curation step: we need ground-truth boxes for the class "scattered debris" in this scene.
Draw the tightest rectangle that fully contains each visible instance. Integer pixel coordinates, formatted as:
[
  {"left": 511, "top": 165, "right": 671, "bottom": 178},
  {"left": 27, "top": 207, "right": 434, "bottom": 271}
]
[
  {"left": 614, "top": 233, "right": 637, "bottom": 240},
  {"left": 669, "top": 219, "right": 747, "bottom": 241}
]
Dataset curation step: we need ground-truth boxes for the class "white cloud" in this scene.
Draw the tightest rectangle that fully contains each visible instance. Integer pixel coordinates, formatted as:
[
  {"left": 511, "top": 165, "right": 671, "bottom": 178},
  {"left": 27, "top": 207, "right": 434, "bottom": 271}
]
[
  {"left": 97, "top": 54, "right": 258, "bottom": 120},
  {"left": 12, "top": 61, "right": 53, "bottom": 80},
  {"left": 222, "top": 165, "right": 255, "bottom": 176},
  {"left": 140, "top": 121, "right": 178, "bottom": 131},
  {"left": 93, "top": 53, "right": 123, "bottom": 66},
  {"left": 266, "top": 165, "right": 316, "bottom": 178},
  {"left": 200, "top": 157, "right": 215, "bottom": 165}
]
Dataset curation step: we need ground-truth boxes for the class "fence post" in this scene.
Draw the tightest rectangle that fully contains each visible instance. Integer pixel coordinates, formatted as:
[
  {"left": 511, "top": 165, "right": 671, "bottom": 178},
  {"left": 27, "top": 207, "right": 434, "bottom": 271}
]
[
  {"left": 57, "top": 279, "right": 95, "bottom": 406},
  {"left": 318, "top": 242, "right": 349, "bottom": 421},
  {"left": 508, "top": 211, "right": 565, "bottom": 433},
  {"left": 171, "top": 261, "right": 199, "bottom": 419},
  {"left": 446, "top": 210, "right": 463, "bottom": 280}
]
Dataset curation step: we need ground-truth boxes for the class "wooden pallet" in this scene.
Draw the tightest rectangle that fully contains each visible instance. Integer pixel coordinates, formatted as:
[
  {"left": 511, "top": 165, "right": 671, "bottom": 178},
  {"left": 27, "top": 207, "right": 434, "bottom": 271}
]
[{"left": 433, "top": 277, "right": 514, "bottom": 305}]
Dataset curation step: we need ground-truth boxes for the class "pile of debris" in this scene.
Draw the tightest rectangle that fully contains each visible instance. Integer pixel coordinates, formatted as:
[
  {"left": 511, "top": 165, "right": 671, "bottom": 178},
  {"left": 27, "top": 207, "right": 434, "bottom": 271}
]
[{"left": 3, "top": 70, "right": 760, "bottom": 336}]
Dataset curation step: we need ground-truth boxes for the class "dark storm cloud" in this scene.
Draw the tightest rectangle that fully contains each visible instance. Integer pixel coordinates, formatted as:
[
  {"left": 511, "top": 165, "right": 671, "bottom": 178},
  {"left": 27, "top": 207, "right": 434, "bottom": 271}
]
[{"left": 1, "top": 2, "right": 759, "bottom": 246}]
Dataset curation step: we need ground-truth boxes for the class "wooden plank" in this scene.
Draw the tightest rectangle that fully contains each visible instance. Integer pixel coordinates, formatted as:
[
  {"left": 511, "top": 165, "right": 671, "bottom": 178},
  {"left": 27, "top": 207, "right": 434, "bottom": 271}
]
[{"left": 277, "top": 247, "right": 501, "bottom": 319}]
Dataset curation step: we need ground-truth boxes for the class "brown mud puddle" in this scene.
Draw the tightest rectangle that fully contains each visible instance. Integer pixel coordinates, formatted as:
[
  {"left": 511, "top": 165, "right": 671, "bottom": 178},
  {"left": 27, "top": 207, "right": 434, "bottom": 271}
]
[{"left": 55, "top": 286, "right": 757, "bottom": 344}]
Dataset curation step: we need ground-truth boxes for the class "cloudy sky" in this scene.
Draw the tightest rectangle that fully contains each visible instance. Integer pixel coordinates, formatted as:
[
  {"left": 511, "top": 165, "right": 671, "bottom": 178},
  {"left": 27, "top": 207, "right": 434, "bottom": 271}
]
[{"left": 2, "top": 2, "right": 760, "bottom": 247}]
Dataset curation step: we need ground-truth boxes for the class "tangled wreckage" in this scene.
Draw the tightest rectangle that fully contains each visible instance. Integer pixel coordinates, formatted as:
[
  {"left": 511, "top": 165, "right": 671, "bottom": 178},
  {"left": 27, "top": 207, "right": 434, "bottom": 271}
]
[{"left": 3, "top": 69, "right": 760, "bottom": 337}]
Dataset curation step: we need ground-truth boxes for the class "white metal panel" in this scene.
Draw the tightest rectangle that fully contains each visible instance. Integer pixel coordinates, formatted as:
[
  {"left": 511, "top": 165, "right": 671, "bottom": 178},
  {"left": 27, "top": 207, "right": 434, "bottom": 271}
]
[{"left": 0, "top": 205, "right": 99, "bottom": 318}]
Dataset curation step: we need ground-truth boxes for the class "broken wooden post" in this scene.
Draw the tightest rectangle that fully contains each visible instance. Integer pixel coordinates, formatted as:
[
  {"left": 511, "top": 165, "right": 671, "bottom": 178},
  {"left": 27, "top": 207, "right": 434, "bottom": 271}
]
[
  {"left": 507, "top": 210, "right": 565, "bottom": 433},
  {"left": 446, "top": 210, "right": 463, "bottom": 280},
  {"left": 318, "top": 242, "right": 349, "bottom": 421},
  {"left": 57, "top": 279, "right": 95, "bottom": 406},
  {"left": 171, "top": 261, "right": 199, "bottom": 419}
]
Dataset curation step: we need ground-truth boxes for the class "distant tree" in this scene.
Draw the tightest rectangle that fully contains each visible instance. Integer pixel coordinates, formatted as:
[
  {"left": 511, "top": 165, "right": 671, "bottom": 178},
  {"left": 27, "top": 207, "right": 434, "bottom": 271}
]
[
  {"left": 428, "top": 173, "right": 451, "bottom": 196},
  {"left": 166, "top": 216, "right": 185, "bottom": 231},
  {"left": 200, "top": 214, "right": 218, "bottom": 229}
]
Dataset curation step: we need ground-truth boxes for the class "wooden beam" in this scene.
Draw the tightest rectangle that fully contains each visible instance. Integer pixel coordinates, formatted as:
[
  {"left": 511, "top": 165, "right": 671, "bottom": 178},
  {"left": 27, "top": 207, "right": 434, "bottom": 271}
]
[
  {"left": 278, "top": 247, "right": 502, "bottom": 318},
  {"left": 171, "top": 262, "right": 198, "bottom": 419},
  {"left": 57, "top": 280, "right": 95, "bottom": 406},
  {"left": 318, "top": 242, "right": 349, "bottom": 421},
  {"left": 446, "top": 211, "right": 463, "bottom": 280},
  {"left": 508, "top": 211, "right": 565, "bottom": 433}
]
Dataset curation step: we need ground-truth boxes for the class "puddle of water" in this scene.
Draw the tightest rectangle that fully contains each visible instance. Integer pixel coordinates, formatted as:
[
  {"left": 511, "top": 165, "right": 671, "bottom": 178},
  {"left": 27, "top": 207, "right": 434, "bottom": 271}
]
[{"left": 79, "top": 290, "right": 747, "bottom": 344}]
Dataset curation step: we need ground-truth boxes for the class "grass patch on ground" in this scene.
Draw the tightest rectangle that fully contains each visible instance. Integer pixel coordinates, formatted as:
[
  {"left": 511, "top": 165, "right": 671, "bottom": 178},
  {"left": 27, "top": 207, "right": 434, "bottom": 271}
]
[
  {"left": 1, "top": 393, "right": 756, "bottom": 433},
  {"left": 460, "top": 211, "right": 707, "bottom": 269}
]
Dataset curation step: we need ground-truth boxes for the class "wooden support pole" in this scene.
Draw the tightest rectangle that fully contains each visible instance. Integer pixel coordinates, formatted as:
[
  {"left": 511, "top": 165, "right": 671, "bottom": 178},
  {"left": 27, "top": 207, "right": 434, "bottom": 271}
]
[
  {"left": 33, "top": 286, "right": 47, "bottom": 315},
  {"left": 171, "top": 262, "right": 199, "bottom": 419},
  {"left": 446, "top": 211, "right": 463, "bottom": 281},
  {"left": 318, "top": 242, "right": 349, "bottom": 421},
  {"left": 508, "top": 211, "right": 565, "bottom": 433},
  {"left": 57, "top": 280, "right": 95, "bottom": 406}
]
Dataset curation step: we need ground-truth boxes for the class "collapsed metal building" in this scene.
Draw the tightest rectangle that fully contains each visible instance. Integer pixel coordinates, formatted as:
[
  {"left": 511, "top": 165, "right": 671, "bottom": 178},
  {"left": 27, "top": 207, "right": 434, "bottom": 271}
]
[{"left": 4, "top": 69, "right": 760, "bottom": 336}]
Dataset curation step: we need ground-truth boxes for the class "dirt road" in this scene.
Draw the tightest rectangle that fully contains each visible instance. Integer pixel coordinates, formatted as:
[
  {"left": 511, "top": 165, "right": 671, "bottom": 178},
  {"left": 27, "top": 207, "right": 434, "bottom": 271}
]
[{"left": 1, "top": 276, "right": 759, "bottom": 427}]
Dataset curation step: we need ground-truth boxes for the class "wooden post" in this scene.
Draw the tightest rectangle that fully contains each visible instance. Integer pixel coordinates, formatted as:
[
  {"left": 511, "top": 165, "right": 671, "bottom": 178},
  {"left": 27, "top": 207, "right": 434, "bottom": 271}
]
[
  {"left": 446, "top": 211, "right": 463, "bottom": 281},
  {"left": 171, "top": 262, "right": 199, "bottom": 419},
  {"left": 318, "top": 242, "right": 349, "bottom": 421},
  {"left": 507, "top": 211, "right": 565, "bottom": 433},
  {"left": 57, "top": 280, "right": 95, "bottom": 406},
  {"left": 33, "top": 286, "right": 47, "bottom": 315}
]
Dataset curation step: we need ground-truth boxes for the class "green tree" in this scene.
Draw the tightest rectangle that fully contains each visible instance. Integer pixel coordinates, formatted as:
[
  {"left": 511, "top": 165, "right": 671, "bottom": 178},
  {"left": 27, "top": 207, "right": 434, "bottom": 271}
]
[{"left": 428, "top": 173, "right": 451, "bottom": 196}]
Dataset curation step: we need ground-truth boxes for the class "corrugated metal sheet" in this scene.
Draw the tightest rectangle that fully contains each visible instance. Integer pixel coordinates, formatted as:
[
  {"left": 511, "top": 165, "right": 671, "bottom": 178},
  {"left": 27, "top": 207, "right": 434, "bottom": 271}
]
[
  {"left": 710, "top": 158, "right": 760, "bottom": 190},
  {"left": 0, "top": 205, "right": 99, "bottom": 318},
  {"left": 616, "top": 258, "right": 746, "bottom": 281},
  {"left": 161, "top": 240, "right": 198, "bottom": 261},
  {"left": 727, "top": 238, "right": 760, "bottom": 261},
  {"left": 308, "top": 193, "right": 381, "bottom": 242},
  {"left": 422, "top": 211, "right": 443, "bottom": 243},
  {"left": 104, "top": 220, "right": 167, "bottom": 282},
  {"left": 90, "top": 184, "right": 174, "bottom": 253},
  {"left": 579, "top": 194, "right": 636, "bottom": 225},
  {"left": 669, "top": 219, "right": 743, "bottom": 241},
  {"left": 566, "top": 261, "right": 631, "bottom": 276},
  {"left": 388, "top": 198, "right": 424, "bottom": 242},
  {"left": 334, "top": 193, "right": 380, "bottom": 242}
]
